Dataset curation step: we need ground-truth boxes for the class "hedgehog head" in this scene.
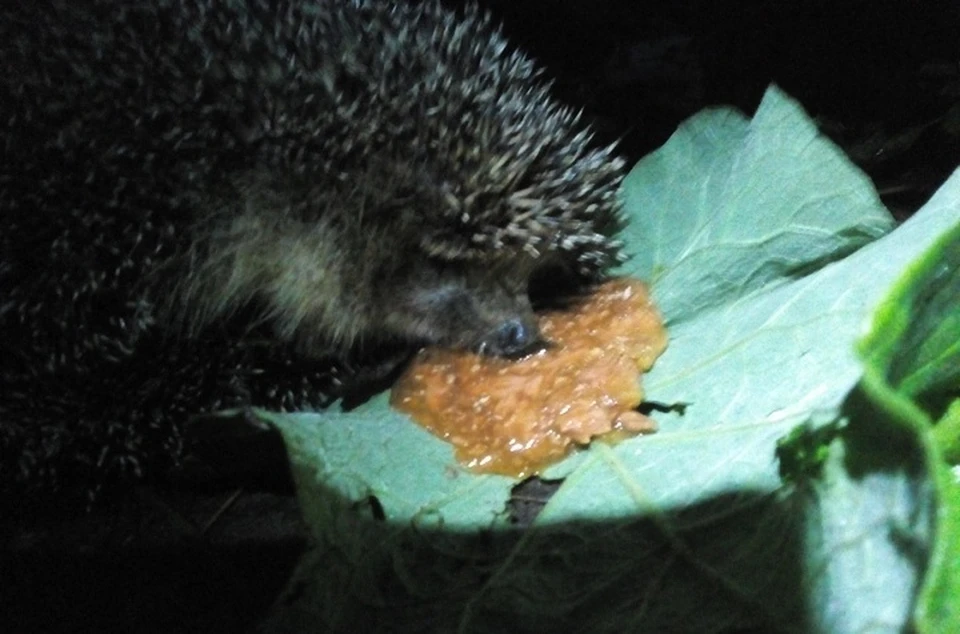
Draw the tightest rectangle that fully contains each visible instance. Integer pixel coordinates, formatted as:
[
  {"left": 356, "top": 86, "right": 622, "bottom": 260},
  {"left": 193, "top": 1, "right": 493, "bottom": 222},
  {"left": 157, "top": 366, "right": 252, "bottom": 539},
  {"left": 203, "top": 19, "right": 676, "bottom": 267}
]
[
  {"left": 334, "top": 1, "right": 628, "bottom": 277},
  {"left": 377, "top": 255, "right": 542, "bottom": 357},
  {"left": 298, "top": 0, "right": 628, "bottom": 355},
  {"left": 154, "top": 0, "right": 628, "bottom": 359},
  {"left": 347, "top": 149, "right": 626, "bottom": 357}
]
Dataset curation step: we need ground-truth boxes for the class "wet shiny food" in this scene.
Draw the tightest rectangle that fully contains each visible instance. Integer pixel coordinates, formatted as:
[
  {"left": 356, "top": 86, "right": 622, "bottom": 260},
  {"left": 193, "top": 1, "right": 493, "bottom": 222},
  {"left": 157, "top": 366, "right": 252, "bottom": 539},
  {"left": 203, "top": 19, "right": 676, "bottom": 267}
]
[{"left": 391, "top": 279, "right": 668, "bottom": 477}]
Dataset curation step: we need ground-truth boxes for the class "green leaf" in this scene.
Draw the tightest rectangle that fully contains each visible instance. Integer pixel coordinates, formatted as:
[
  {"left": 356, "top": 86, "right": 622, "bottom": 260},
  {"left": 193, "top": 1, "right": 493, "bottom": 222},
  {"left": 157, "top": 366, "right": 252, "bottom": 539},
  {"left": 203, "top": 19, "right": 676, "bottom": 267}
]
[
  {"left": 259, "top": 86, "right": 959, "bottom": 633},
  {"left": 856, "top": 218, "right": 960, "bottom": 632},
  {"left": 934, "top": 400, "right": 960, "bottom": 464},
  {"left": 778, "top": 188, "right": 959, "bottom": 633},
  {"left": 258, "top": 398, "right": 515, "bottom": 531},
  {"left": 792, "top": 398, "right": 934, "bottom": 634},
  {"left": 859, "top": 219, "right": 960, "bottom": 418},
  {"left": 619, "top": 85, "right": 893, "bottom": 324}
]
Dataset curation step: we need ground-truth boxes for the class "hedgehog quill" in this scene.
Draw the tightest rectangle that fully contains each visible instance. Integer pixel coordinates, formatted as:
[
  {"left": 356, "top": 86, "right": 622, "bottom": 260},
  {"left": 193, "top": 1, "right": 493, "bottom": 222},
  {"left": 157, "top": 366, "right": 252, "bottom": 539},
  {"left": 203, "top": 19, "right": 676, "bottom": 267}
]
[{"left": 0, "top": 0, "right": 627, "bottom": 505}]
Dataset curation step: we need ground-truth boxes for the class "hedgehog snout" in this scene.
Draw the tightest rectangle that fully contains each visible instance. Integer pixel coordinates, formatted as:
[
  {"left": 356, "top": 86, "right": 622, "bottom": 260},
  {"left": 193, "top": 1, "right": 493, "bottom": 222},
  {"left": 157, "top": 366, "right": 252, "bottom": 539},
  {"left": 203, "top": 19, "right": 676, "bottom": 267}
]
[{"left": 477, "top": 317, "right": 547, "bottom": 359}]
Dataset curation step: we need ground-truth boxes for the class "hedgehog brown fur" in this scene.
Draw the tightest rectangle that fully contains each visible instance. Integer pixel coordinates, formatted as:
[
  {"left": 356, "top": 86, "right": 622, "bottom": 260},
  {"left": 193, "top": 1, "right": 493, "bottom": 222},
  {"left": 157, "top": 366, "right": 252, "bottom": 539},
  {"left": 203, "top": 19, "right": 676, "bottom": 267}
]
[{"left": 0, "top": 0, "right": 627, "bottom": 507}]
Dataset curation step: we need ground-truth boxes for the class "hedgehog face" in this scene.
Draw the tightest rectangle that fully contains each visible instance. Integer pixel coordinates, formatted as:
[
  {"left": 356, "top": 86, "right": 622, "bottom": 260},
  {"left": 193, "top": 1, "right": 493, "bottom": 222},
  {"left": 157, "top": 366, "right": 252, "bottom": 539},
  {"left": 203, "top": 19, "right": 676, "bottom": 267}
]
[{"left": 381, "top": 260, "right": 544, "bottom": 358}]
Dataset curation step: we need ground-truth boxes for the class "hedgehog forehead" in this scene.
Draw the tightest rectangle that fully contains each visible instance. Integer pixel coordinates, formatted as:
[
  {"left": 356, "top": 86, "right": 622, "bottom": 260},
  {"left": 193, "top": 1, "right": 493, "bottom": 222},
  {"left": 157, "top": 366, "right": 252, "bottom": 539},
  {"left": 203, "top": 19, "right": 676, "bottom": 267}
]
[
  {"left": 414, "top": 248, "right": 537, "bottom": 291},
  {"left": 413, "top": 141, "right": 626, "bottom": 265}
]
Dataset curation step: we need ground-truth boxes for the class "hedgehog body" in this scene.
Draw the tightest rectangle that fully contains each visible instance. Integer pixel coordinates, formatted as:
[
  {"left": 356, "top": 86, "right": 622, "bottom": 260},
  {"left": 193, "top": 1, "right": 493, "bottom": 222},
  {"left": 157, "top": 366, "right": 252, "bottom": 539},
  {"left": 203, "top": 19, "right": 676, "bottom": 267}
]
[{"left": 0, "top": 0, "right": 626, "bottom": 502}]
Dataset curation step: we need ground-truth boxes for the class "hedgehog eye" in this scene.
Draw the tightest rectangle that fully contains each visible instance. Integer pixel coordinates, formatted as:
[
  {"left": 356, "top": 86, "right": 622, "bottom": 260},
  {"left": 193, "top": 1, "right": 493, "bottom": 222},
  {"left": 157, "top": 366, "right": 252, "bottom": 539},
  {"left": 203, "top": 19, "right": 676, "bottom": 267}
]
[{"left": 528, "top": 258, "right": 582, "bottom": 310}]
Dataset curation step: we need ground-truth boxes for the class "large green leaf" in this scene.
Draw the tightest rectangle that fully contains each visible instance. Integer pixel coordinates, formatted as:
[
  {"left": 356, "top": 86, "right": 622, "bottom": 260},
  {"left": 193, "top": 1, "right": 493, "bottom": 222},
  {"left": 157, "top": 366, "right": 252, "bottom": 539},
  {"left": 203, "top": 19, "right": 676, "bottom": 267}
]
[
  {"left": 619, "top": 86, "right": 893, "bottom": 324},
  {"left": 259, "top": 86, "right": 959, "bottom": 633},
  {"left": 784, "top": 216, "right": 959, "bottom": 634}
]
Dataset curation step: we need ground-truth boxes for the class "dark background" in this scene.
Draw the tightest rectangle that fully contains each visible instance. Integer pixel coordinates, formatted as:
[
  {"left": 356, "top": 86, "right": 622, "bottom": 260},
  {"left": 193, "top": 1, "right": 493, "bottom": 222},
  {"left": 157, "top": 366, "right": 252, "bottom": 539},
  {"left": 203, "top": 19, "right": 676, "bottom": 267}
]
[{"left": 461, "top": 0, "right": 959, "bottom": 219}]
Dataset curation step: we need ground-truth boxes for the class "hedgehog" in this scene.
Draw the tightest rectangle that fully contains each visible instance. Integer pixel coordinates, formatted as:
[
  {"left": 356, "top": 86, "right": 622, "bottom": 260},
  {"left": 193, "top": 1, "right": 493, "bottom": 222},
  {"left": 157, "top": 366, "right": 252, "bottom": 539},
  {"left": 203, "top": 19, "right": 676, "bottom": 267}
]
[{"left": 0, "top": 0, "right": 626, "bottom": 508}]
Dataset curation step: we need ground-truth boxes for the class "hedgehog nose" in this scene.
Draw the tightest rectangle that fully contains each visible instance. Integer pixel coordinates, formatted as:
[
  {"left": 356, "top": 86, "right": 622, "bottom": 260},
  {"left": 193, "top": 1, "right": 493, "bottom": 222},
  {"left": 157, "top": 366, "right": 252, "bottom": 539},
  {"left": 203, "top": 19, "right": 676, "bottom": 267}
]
[{"left": 491, "top": 319, "right": 544, "bottom": 358}]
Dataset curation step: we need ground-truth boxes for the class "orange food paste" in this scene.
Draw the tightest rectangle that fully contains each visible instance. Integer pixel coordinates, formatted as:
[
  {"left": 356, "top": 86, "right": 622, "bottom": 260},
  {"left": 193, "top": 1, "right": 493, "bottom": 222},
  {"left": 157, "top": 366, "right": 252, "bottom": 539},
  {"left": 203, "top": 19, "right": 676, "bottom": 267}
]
[{"left": 390, "top": 278, "right": 668, "bottom": 477}]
